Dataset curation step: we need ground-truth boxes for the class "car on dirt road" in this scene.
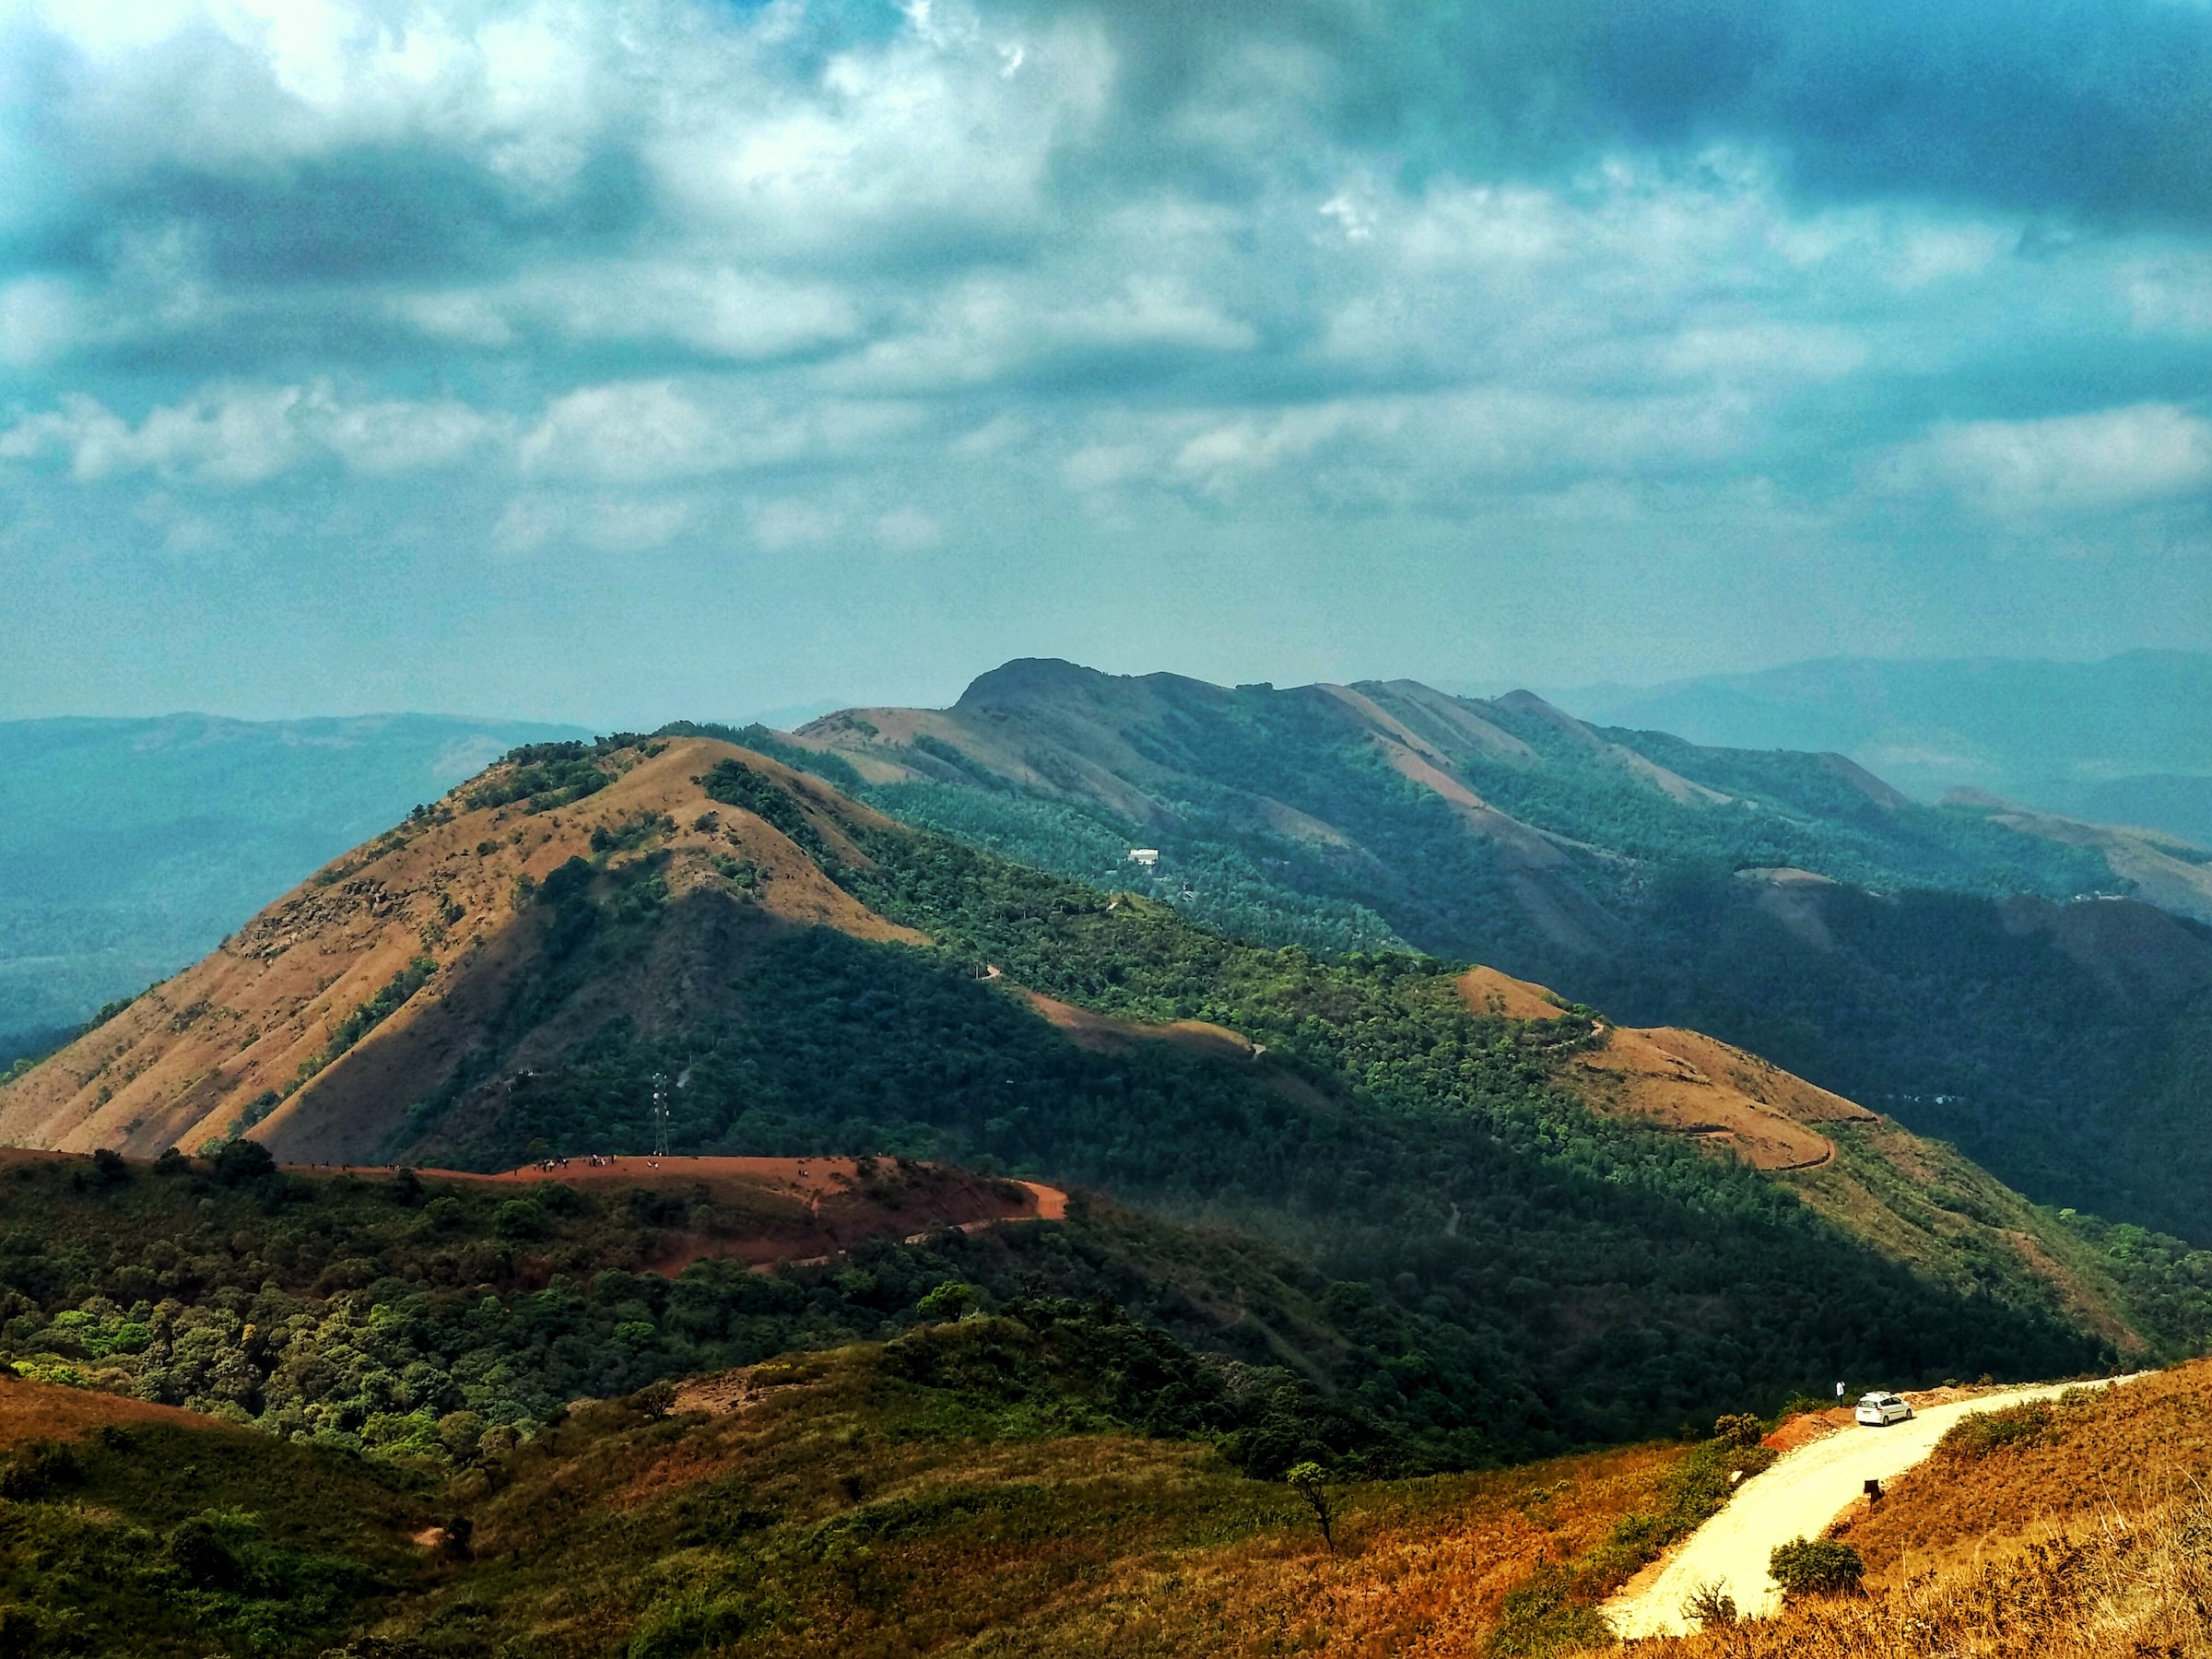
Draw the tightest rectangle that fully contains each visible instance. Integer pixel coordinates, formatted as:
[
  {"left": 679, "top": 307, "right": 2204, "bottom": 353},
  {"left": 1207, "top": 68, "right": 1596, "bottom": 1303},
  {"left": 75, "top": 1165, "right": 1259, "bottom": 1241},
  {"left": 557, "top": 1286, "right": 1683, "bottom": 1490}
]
[{"left": 1854, "top": 1391, "right": 1914, "bottom": 1426}]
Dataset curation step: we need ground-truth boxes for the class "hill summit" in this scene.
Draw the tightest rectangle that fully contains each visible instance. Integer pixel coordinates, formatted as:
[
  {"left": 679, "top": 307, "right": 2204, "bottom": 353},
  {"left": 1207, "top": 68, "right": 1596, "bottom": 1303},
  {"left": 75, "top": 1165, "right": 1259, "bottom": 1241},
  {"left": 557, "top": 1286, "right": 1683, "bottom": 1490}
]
[{"left": 0, "top": 735, "right": 909, "bottom": 1163}]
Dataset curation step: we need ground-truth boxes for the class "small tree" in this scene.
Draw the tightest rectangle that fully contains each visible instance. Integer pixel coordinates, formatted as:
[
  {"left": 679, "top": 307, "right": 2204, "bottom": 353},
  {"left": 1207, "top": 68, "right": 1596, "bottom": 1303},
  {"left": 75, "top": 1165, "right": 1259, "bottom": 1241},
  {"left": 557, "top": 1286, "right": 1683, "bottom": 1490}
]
[
  {"left": 213, "top": 1138, "right": 275, "bottom": 1185},
  {"left": 1682, "top": 1579, "right": 1737, "bottom": 1628},
  {"left": 1284, "top": 1461, "right": 1339, "bottom": 1551},
  {"left": 1770, "top": 1536, "right": 1864, "bottom": 1599},
  {"left": 916, "top": 1282, "right": 978, "bottom": 1323}
]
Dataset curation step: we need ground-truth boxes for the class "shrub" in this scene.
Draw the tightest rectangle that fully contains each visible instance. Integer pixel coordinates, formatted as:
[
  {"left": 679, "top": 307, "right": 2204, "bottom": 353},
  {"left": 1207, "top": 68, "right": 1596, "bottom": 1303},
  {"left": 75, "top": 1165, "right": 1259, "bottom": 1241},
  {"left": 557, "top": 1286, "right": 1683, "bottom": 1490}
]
[
  {"left": 1682, "top": 1579, "right": 1737, "bottom": 1628},
  {"left": 1939, "top": 1399, "right": 2058, "bottom": 1460},
  {"left": 0, "top": 1441, "right": 79, "bottom": 1500},
  {"left": 1771, "top": 1536, "right": 1864, "bottom": 1599},
  {"left": 493, "top": 1198, "right": 547, "bottom": 1241},
  {"left": 1712, "top": 1413, "right": 1765, "bottom": 1450},
  {"left": 163, "top": 1511, "right": 249, "bottom": 1590},
  {"left": 214, "top": 1138, "right": 276, "bottom": 1185}
]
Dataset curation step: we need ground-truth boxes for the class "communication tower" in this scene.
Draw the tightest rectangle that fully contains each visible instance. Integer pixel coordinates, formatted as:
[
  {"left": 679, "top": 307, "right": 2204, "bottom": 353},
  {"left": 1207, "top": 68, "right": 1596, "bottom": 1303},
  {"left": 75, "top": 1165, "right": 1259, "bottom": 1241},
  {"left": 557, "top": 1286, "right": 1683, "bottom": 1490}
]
[{"left": 650, "top": 1073, "right": 671, "bottom": 1159}]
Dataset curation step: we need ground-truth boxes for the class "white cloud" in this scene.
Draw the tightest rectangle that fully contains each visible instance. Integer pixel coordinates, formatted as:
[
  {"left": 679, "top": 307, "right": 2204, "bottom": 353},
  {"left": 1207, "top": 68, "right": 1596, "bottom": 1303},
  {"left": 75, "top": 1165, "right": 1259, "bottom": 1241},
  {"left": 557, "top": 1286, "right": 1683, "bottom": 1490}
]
[
  {"left": 0, "top": 383, "right": 497, "bottom": 485},
  {"left": 1899, "top": 405, "right": 2212, "bottom": 518},
  {"left": 749, "top": 498, "right": 843, "bottom": 550},
  {"left": 874, "top": 505, "right": 941, "bottom": 550},
  {"left": 519, "top": 381, "right": 735, "bottom": 484},
  {"left": 491, "top": 492, "right": 692, "bottom": 556}
]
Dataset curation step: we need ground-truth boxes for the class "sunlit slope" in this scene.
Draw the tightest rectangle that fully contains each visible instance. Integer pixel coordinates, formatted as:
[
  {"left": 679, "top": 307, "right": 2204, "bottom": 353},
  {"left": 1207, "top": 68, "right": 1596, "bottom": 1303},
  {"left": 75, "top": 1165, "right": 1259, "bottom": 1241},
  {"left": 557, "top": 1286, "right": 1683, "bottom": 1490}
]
[
  {"left": 1455, "top": 968, "right": 2149, "bottom": 1354},
  {"left": 0, "top": 736, "right": 916, "bottom": 1161}
]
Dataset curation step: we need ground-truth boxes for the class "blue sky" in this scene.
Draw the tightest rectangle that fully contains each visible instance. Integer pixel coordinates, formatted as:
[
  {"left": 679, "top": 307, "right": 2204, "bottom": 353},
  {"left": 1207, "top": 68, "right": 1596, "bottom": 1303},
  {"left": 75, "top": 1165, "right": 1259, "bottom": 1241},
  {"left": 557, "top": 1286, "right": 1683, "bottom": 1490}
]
[{"left": 2, "top": 0, "right": 2210, "bottom": 724}]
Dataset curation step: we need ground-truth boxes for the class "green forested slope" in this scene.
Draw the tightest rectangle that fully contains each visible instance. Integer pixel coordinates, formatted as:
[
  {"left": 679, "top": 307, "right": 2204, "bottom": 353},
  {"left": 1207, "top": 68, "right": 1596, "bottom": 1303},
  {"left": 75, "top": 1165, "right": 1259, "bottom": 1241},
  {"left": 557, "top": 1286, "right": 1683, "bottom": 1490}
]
[{"left": 727, "top": 665, "right": 2212, "bottom": 1243}]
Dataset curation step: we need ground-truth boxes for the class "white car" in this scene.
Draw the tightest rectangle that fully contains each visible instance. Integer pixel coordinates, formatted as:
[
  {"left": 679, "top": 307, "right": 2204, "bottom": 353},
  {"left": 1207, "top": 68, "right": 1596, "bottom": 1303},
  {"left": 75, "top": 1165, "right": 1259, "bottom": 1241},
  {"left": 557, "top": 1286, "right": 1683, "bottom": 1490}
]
[{"left": 1855, "top": 1391, "right": 1914, "bottom": 1427}]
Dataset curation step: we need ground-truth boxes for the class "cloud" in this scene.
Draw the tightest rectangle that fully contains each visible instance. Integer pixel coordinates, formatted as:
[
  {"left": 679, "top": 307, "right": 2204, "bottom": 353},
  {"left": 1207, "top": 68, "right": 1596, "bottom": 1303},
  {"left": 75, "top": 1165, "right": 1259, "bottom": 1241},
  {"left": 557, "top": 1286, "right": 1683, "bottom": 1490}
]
[
  {"left": 0, "top": 383, "right": 498, "bottom": 485},
  {"left": 749, "top": 499, "right": 845, "bottom": 550},
  {"left": 874, "top": 505, "right": 942, "bottom": 550},
  {"left": 1894, "top": 405, "right": 2212, "bottom": 518},
  {"left": 491, "top": 492, "right": 694, "bottom": 556}
]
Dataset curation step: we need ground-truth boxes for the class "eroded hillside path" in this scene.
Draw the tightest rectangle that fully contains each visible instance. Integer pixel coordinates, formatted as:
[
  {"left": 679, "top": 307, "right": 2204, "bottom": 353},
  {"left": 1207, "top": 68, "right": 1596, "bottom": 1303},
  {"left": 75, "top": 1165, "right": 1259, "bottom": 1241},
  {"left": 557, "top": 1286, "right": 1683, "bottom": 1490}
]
[{"left": 1606, "top": 1374, "right": 2146, "bottom": 1637}]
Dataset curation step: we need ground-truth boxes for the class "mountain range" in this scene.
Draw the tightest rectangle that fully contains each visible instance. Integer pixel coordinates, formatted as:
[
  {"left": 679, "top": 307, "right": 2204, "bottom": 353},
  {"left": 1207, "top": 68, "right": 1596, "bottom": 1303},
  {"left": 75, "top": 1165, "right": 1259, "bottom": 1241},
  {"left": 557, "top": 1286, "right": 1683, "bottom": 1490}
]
[
  {"left": 1546, "top": 651, "right": 2212, "bottom": 845},
  {"left": 764, "top": 660, "right": 2212, "bottom": 1241},
  {"left": 7, "top": 730, "right": 2206, "bottom": 1467}
]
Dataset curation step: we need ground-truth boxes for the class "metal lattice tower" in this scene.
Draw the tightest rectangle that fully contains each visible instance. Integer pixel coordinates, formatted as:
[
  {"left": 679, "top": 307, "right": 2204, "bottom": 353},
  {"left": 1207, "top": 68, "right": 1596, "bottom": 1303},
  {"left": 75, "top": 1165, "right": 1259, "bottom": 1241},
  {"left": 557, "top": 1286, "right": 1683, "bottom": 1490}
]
[{"left": 650, "top": 1072, "right": 671, "bottom": 1159}]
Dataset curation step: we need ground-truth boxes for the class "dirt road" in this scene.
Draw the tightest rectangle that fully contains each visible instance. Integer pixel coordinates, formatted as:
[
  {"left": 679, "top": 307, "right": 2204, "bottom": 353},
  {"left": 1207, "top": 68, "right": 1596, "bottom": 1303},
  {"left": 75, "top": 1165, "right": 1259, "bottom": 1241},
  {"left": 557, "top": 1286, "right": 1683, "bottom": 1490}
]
[{"left": 1605, "top": 1375, "right": 2143, "bottom": 1637}]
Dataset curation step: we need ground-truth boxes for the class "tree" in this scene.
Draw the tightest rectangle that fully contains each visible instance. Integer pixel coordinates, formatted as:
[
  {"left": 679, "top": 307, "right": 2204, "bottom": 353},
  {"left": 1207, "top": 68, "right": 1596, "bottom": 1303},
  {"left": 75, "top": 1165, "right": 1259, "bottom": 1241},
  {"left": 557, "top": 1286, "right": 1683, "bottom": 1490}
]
[
  {"left": 213, "top": 1138, "right": 275, "bottom": 1185},
  {"left": 1284, "top": 1461, "right": 1339, "bottom": 1551},
  {"left": 916, "top": 1282, "right": 978, "bottom": 1322},
  {"left": 1682, "top": 1579, "right": 1736, "bottom": 1628}
]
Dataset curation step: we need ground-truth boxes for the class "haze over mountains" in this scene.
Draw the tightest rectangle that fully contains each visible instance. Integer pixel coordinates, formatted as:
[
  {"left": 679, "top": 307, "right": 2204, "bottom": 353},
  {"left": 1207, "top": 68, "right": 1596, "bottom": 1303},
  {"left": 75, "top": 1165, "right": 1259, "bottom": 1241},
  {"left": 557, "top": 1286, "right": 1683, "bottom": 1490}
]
[
  {"left": 1547, "top": 652, "right": 2212, "bottom": 844},
  {"left": 0, "top": 713, "right": 584, "bottom": 1061}
]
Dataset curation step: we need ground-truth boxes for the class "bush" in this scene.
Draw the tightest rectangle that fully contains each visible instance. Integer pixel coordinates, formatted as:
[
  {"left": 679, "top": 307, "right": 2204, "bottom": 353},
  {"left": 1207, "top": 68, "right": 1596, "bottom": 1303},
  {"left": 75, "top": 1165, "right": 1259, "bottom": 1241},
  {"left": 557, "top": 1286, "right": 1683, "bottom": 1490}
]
[
  {"left": 1939, "top": 1399, "right": 2057, "bottom": 1460},
  {"left": 1712, "top": 1413, "right": 1765, "bottom": 1450},
  {"left": 1682, "top": 1578, "right": 1736, "bottom": 1628},
  {"left": 214, "top": 1138, "right": 276, "bottom": 1185},
  {"left": 164, "top": 1512, "right": 248, "bottom": 1590},
  {"left": 1770, "top": 1536, "right": 1864, "bottom": 1599},
  {"left": 493, "top": 1198, "right": 547, "bottom": 1241},
  {"left": 0, "top": 1440, "right": 79, "bottom": 1500}
]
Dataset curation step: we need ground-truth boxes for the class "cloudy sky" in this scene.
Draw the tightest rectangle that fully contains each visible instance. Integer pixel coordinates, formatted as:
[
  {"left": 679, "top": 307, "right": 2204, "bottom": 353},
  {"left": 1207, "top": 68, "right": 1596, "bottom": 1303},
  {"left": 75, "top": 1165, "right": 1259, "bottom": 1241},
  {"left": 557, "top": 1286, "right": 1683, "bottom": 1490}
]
[{"left": 3, "top": 0, "right": 2211, "bottom": 723}]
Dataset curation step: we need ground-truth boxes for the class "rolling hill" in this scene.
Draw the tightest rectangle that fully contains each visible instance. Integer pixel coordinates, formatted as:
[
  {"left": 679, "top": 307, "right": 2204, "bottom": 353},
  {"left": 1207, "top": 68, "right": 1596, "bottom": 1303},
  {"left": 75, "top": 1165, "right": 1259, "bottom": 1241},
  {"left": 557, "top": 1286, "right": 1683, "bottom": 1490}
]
[
  {"left": 743, "top": 660, "right": 2212, "bottom": 1244},
  {"left": 5, "top": 734, "right": 2206, "bottom": 1468}
]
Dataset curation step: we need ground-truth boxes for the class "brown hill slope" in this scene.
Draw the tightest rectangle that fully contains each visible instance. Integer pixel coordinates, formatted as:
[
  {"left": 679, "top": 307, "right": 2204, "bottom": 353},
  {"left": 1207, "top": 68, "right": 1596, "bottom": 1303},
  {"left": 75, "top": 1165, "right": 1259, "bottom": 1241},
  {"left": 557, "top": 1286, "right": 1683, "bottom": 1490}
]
[
  {"left": 1946, "top": 787, "right": 2212, "bottom": 921},
  {"left": 1455, "top": 966, "right": 2147, "bottom": 1354},
  {"left": 0, "top": 736, "right": 915, "bottom": 1162}
]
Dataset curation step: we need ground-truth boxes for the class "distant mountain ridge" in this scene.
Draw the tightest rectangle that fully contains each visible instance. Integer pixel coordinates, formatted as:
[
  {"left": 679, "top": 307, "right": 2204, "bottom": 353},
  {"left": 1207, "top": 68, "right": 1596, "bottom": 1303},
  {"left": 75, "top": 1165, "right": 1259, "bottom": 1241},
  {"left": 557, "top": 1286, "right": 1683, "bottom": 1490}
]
[
  {"left": 761, "top": 659, "right": 2212, "bottom": 1243},
  {"left": 1544, "top": 651, "right": 2212, "bottom": 845}
]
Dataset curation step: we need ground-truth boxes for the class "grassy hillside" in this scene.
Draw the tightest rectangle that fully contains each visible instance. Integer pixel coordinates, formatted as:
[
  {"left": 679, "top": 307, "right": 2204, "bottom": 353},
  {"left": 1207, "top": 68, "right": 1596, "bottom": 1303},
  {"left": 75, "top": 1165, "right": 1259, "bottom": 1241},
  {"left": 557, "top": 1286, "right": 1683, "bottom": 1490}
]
[
  {"left": 743, "top": 664, "right": 2212, "bottom": 1244},
  {"left": 1624, "top": 1358, "right": 2212, "bottom": 1657},
  {"left": 0, "top": 1335, "right": 1748, "bottom": 1659}
]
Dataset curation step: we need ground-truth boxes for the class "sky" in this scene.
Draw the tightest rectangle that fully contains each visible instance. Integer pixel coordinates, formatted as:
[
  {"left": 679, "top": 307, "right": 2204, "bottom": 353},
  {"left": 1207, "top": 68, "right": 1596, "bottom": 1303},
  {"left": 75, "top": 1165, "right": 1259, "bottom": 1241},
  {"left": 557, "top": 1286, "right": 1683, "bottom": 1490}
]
[{"left": 3, "top": 0, "right": 2212, "bottom": 725}]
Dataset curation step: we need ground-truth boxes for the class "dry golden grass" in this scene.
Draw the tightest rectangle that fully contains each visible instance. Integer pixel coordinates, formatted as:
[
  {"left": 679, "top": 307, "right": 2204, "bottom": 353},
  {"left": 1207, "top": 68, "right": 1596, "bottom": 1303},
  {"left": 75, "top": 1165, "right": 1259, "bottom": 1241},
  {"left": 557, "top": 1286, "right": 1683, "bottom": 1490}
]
[
  {"left": 0, "top": 1372, "right": 203, "bottom": 1441},
  {"left": 1002, "top": 1441, "right": 1681, "bottom": 1659},
  {"left": 1617, "top": 1491, "right": 2212, "bottom": 1658},
  {"left": 1613, "top": 1360, "right": 2212, "bottom": 1659},
  {"left": 1838, "top": 1360, "right": 2212, "bottom": 1581}
]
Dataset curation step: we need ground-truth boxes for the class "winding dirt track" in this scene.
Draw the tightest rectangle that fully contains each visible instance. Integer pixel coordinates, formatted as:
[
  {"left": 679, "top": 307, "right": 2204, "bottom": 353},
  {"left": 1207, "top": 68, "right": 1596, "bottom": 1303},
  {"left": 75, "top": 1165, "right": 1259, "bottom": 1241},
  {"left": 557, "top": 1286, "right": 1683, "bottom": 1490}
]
[{"left": 1605, "top": 1374, "right": 2147, "bottom": 1638}]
